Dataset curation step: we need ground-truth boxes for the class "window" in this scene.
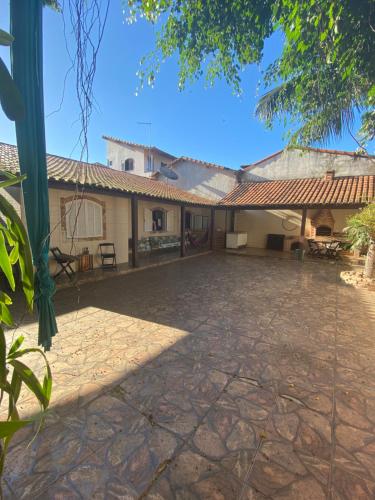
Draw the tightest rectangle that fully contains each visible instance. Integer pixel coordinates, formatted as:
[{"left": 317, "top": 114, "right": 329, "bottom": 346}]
[
  {"left": 152, "top": 209, "right": 165, "bottom": 231},
  {"left": 144, "top": 208, "right": 175, "bottom": 232},
  {"left": 185, "top": 211, "right": 192, "bottom": 230},
  {"left": 146, "top": 154, "right": 154, "bottom": 172},
  {"left": 65, "top": 199, "right": 103, "bottom": 239},
  {"left": 192, "top": 214, "right": 209, "bottom": 231},
  {"left": 121, "top": 158, "right": 134, "bottom": 171},
  {"left": 193, "top": 215, "right": 202, "bottom": 230},
  {"left": 107, "top": 159, "right": 112, "bottom": 167},
  {"left": 161, "top": 161, "right": 167, "bottom": 169}
]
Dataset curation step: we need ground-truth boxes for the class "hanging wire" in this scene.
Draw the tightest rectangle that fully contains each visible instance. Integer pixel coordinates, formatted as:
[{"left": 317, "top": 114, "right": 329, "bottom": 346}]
[{"left": 41, "top": 0, "right": 110, "bottom": 261}]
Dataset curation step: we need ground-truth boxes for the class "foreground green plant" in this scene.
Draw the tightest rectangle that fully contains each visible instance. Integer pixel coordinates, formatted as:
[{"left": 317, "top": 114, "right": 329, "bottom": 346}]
[
  {"left": 0, "top": 171, "right": 52, "bottom": 479},
  {"left": 345, "top": 203, "right": 375, "bottom": 278}
]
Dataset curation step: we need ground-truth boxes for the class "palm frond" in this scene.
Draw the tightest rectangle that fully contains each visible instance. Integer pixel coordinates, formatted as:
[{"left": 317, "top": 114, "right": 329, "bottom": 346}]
[{"left": 255, "top": 81, "right": 295, "bottom": 123}]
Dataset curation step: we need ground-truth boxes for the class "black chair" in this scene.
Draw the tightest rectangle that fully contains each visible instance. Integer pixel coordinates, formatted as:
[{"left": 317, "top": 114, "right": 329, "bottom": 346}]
[
  {"left": 326, "top": 240, "right": 341, "bottom": 260},
  {"left": 50, "top": 247, "right": 77, "bottom": 280},
  {"left": 99, "top": 243, "right": 117, "bottom": 269},
  {"left": 307, "top": 239, "right": 324, "bottom": 257}
]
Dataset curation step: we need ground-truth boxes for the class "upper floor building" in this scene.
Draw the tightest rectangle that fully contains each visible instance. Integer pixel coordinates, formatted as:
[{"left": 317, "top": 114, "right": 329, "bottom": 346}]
[
  {"left": 103, "top": 135, "right": 238, "bottom": 200},
  {"left": 104, "top": 135, "right": 176, "bottom": 178}
]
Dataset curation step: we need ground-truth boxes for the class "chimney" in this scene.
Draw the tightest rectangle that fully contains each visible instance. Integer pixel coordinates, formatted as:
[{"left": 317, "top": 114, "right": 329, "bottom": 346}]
[{"left": 324, "top": 170, "right": 335, "bottom": 181}]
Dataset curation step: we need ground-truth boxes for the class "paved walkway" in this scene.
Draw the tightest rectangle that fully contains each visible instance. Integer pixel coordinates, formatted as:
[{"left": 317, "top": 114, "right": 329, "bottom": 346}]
[{"left": 4, "top": 253, "right": 375, "bottom": 499}]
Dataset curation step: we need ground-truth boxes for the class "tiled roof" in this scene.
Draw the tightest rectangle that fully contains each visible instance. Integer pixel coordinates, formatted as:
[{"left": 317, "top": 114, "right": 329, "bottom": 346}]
[
  {"left": 0, "top": 143, "right": 213, "bottom": 206},
  {"left": 169, "top": 156, "right": 234, "bottom": 173},
  {"left": 103, "top": 135, "right": 176, "bottom": 160},
  {"left": 219, "top": 175, "right": 375, "bottom": 208},
  {"left": 241, "top": 146, "right": 375, "bottom": 170}
]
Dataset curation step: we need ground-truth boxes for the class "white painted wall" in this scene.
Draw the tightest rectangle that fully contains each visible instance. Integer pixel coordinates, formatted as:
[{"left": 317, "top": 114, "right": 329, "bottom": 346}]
[
  {"left": 164, "top": 160, "right": 238, "bottom": 200},
  {"left": 106, "top": 140, "right": 173, "bottom": 178},
  {"left": 235, "top": 207, "right": 359, "bottom": 249},
  {"left": 137, "top": 199, "right": 181, "bottom": 239},
  {"left": 243, "top": 149, "right": 375, "bottom": 182},
  {"left": 235, "top": 209, "right": 302, "bottom": 248},
  {"left": 106, "top": 140, "right": 146, "bottom": 176}
]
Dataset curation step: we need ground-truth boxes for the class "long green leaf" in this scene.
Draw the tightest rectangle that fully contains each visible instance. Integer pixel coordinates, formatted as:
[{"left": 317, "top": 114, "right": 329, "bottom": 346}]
[
  {"left": 0, "top": 29, "right": 14, "bottom": 47},
  {"left": 0, "top": 193, "right": 34, "bottom": 309},
  {"left": 9, "top": 370, "right": 22, "bottom": 417},
  {"left": 2, "top": 223, "right": 16, "bottom": 246},
  {"left": 8, "top": 347, "right": 52, "bottom": 403},
  {"left": 0, "top": 302, "right": 13, "bottom": 327},
  {"left": 8, "top": 335, "right": 24, "bottom": 357},
  {"left": 9, "top": 241, "right": 19, "bottom": 265},
  {"left": 0, "top": 420, "right": 31, "bottom": 439},
  {"left": 8, "top": 360, "right": 48, "bottom": 410},
  {"left": 0, "top": 229, "right": 15, "bottom": 291},
  {"left": 0, "top": 292, "right": 12, "bottom": 306},
  {"left": 0, "top": 57, "right": 25, "bottom": 121},
  {"left": 0, "top": 328, "right": 5, "bottom": 385},
  {"left": 0, "top": 173, "right": 26, "bottom": 190}
]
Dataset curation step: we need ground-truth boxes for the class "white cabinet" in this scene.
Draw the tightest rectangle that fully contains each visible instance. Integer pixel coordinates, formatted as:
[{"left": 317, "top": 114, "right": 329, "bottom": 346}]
[{"left": 226, "top": 232, "right": 248, "bottom": 249}]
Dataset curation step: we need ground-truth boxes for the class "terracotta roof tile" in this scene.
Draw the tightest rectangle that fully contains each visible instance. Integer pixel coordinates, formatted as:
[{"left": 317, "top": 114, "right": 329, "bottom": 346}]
[
  {"left": 219, "top": 175, "right": 375, "bottom": 208},
  {"left": 0, "top": 143, "right": 212, "bottom": 206},
  {"left": 169, "top": 156, "right": 234, "bottom": 173}
]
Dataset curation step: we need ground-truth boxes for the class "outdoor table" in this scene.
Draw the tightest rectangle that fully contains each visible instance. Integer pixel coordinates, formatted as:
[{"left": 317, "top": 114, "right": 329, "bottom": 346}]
[{"left": 315, "top": 240, "right": 341, "bottom": 259}]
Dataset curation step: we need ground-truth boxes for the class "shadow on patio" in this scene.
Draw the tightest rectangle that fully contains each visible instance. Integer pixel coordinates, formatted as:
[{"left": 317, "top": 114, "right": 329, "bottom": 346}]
[{"left": 4, "top": 253, "right": 375, "bottom": 499}]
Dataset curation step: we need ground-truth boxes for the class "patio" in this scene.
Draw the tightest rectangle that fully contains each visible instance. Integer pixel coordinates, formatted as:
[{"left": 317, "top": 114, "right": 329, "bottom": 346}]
[{"left": 4, "top": 253, "right": 375, "bottom": 498}]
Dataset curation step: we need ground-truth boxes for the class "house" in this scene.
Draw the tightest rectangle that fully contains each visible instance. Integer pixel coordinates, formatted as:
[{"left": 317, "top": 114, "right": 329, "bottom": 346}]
[
  {"left": 0, "top": 142, "right": 222, "bottom": 275},
  {"left": 0, "top": 140, "right": 374, "bottom": 274},
  {"left": 222, "top": 147, "right": 375, "bottom": 250}
]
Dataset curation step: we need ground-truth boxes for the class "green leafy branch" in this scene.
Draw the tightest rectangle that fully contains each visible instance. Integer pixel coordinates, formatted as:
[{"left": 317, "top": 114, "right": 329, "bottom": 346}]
[{"left": 0, "top": 172, "right": 52, "bottom": 478}]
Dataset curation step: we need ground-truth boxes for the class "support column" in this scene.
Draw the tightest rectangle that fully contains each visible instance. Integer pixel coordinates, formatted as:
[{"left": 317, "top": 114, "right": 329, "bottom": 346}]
[
  {"left": 131, "top": 194, "right": 138, "bottom": 268},
  {"left": 180, "top": 206, "right": 186, "bottom": 257},
  {"left": 210, "top": 207, "right": 215, "bottom": 250},
  {"left": 229, "top": 209, "right": 235, "bottom": 232},
  {"left": 300, "top": 207, "right": 307, "bottom": 238}
]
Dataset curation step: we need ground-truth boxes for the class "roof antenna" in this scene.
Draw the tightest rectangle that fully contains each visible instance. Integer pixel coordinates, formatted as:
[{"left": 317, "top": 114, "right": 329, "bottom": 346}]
[{"left": 137, "top": 121, "right": 152, "bottom": 149}]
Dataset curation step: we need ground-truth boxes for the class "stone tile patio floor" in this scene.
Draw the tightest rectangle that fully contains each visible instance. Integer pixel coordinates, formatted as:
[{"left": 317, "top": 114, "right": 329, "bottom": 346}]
[{"left": 3, "top": 253, "right": 375, "bottom": 499}]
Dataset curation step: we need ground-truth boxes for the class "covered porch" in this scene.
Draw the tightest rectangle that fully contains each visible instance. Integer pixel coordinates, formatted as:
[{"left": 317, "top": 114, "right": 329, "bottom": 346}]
[{"left": 219, "top": 171, "right": 373, "bottom": 261}]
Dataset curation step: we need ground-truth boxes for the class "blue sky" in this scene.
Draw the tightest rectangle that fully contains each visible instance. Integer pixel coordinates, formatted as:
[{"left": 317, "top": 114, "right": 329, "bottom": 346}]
[{"left": 0, "top": 2, "right": 371, "bottom": 169}]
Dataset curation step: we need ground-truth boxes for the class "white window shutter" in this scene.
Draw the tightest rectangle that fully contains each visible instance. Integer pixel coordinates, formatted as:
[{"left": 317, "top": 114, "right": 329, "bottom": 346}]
[
  {"left": 65, "top": 199, "right": 103, "bottom": 238},
  {"left": 66, "top": 200, "right": 74, "bottom": 238},
  {"left": 166, "top": 210, "right": 175, "bottom": 232},
  {"left": 93, "top": 203, "right": 103, "bottom": 237},
  {"left": 144, "top": 208, "right": 153, "bottom": 232}
]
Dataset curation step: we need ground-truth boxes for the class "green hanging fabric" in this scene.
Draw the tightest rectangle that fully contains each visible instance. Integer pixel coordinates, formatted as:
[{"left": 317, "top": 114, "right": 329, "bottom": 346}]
[{"left": 10, "top": 0, "right": 58, "bottom": 350}]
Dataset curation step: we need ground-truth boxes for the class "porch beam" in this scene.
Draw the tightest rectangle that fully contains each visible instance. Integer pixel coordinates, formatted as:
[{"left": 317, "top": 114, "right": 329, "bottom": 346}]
[
  {"left": 180, "top": 206, "right": 186, "bottom": 257},
  {"left": 131, "top": 194, "right": 138, "bottom": 268},
  {"left": 210, "top": 207, "right": 215, "bottom": 250},
  {"left": 300, "top": 207, "right": 307, "bottom": 237}
]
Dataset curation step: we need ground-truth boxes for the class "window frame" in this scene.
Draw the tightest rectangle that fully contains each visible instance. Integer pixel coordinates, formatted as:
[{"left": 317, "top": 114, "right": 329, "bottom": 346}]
[
  {"left": 151, "top": 208, "right": 165, "bottom": 232},
  {"left": 122, "top": 158, "right": 134, "bottom": 172},
  {"left": 146, "top": 154, "right": 154, "bottom": 172},
  {"left": 62, "top": 196, "right": 106, "bottom": 241}
]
